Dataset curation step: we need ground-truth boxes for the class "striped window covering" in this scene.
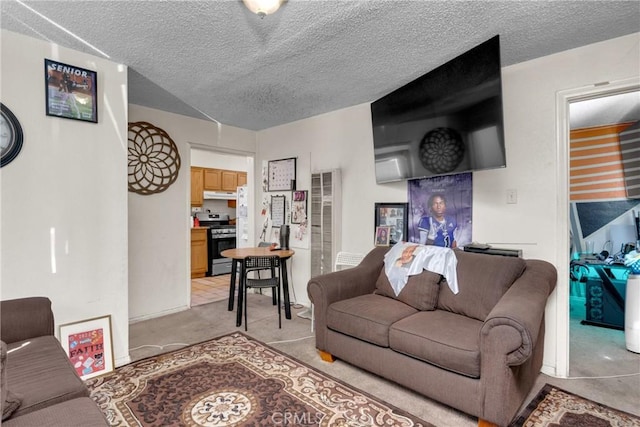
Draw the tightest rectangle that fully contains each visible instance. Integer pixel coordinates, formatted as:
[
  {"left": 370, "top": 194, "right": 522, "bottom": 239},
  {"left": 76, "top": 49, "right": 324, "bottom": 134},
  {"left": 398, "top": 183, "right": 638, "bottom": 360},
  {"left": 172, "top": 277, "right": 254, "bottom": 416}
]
[
  {"left": 570, "top": 122, "right": 637, "bottom": 202},
  {"left": 619, "top": 122, "right": 640, "bottom": 198}
]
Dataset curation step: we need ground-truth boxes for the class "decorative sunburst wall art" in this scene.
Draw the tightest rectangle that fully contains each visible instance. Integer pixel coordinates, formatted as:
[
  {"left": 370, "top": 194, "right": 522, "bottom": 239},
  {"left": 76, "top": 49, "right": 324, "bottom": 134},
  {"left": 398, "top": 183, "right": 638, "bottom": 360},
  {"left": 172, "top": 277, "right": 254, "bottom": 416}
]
[{"left": 127, "top": 121, "right": 181, "bottom": 195}]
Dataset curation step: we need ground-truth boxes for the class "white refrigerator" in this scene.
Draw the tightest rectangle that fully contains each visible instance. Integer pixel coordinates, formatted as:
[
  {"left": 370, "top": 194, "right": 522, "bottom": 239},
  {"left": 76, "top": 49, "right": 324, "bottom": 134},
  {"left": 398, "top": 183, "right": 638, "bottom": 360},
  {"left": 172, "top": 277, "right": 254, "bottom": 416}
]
[{"left": 236, "top": 185, "right": 250, "bottom": 248}]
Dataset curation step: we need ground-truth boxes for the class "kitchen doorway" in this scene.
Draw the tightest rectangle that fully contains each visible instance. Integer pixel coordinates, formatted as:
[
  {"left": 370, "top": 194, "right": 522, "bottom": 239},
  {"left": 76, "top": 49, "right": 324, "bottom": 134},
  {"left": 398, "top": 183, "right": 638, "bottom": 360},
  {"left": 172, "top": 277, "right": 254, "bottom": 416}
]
[
  {"left": 189, "top": 147, "right": 255, "bottom": 308},
  {"left": 562, "top": 81, "right": 640, "bottom": 378}
]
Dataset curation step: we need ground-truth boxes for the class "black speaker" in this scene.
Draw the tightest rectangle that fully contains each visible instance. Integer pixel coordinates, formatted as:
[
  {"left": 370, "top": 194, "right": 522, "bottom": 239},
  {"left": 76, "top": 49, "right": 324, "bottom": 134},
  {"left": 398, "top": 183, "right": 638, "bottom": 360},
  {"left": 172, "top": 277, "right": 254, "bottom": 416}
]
[{"left": 279, "top": 225, "right": 290, "bottom": 250}]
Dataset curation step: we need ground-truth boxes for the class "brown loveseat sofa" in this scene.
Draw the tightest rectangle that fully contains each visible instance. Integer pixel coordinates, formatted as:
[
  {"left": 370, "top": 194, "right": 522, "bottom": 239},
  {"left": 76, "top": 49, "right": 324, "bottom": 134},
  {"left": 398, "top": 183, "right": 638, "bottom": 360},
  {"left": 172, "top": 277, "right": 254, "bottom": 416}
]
[
  {"left": 1, "top": 297, "right": 108, "bottom": 426},
  {"left": 308, "top": 246, "right": 557, "bottom": 426}
]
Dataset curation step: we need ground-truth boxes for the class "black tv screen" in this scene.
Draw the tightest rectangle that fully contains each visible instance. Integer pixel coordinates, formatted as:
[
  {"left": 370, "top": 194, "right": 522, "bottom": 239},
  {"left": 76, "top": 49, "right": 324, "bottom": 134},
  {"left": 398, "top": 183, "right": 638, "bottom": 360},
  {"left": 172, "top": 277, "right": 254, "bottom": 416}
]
[{"left": 371, "top": 35, "right": 506, "bottom": 183}]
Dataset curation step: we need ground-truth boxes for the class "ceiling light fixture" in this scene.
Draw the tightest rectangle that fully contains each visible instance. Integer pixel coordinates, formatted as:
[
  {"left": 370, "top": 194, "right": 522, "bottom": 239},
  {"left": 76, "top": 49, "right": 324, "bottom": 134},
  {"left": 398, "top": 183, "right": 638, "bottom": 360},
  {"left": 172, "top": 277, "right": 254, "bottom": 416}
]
[{"left": 242, "top": 0, "right": 284, "bottom": 18}]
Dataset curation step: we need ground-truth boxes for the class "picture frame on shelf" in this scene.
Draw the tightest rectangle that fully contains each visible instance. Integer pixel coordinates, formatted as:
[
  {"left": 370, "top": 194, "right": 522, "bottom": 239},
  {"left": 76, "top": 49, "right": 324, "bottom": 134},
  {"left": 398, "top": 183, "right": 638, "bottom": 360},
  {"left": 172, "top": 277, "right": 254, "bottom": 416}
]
[
  {"left": 45, "top": 59, "right": 98, "bottom": 123},
  {"left": 59, "top": 315, "right": 114, "bottom": 380},
  {"left": 375, "top": 226, "right": 391, "bottom": 246},
  {"left": 374, "top": 202, "right": 408, "bottom": 245}
]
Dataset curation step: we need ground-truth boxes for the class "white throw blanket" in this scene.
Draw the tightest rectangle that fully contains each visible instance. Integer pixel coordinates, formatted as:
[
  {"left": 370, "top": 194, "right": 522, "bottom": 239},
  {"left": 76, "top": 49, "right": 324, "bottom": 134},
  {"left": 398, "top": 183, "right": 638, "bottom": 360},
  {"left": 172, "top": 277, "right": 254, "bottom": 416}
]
[{"left": 383, "top": 242, "right": 459, "bottom": 296}]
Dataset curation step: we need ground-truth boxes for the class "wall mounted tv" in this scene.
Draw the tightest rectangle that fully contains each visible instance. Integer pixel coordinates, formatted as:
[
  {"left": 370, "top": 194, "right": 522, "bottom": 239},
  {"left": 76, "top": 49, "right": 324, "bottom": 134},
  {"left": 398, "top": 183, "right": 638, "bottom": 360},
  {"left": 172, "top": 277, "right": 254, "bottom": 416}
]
[{"left": 371, "top": 35, "right": 506, "bottom": 184}]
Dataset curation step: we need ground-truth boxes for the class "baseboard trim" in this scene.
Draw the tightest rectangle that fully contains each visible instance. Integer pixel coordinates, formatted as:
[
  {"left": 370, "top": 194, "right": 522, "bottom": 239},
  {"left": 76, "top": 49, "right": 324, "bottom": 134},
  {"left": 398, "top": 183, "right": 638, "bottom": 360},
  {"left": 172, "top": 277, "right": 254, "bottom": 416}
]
[{"left": 129, "top": 305, "right": 189, "bottom": 324}]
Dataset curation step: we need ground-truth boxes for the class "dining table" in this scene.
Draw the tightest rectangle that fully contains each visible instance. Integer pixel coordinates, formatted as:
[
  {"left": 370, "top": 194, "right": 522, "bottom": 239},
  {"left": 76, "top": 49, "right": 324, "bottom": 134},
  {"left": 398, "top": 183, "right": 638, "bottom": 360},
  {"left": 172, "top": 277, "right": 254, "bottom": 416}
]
[{"left": 221, "top": 247, "right": 295, "bottom": 327}]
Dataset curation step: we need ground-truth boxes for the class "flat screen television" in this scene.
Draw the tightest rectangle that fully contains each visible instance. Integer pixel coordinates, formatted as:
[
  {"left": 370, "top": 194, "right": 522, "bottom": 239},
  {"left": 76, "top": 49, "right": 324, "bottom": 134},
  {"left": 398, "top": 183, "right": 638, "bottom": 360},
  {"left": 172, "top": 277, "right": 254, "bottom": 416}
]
[{"left": 371, "top": 35, "right": 506, "bottom": 183}]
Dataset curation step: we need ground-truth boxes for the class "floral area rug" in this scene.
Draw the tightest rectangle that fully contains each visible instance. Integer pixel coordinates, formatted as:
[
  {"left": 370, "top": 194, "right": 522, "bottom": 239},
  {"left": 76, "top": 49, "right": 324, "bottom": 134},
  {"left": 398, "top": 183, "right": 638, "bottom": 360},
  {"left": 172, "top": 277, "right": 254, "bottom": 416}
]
[
  {"left": 509, "top": 383, "right": 640, "bottom": 427},
  {"left": 87, "top": 332, "right": 432, "bottom": 426}
]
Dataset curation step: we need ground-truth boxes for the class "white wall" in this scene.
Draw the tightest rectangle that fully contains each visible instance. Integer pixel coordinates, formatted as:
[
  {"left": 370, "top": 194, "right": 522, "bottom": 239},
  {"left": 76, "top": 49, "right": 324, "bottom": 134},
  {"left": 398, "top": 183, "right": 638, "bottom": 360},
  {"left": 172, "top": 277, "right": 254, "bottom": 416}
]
[
  {"left": 127, "top": 105, "right": 255, "bottom": 321},
  {"left": 0, "top": 30, "right": 130, "bottom": 366},
  {"left": 256, "top": 32, "right": 640, "bottom": 377}
]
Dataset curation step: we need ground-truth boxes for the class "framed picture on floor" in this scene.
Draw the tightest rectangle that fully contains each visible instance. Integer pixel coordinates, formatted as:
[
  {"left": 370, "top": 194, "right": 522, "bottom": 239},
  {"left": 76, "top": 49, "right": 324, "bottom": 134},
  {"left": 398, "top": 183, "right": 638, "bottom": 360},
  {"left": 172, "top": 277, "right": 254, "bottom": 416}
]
[{"left": 59, "top": 315, "right": 114, "bottom": 380}]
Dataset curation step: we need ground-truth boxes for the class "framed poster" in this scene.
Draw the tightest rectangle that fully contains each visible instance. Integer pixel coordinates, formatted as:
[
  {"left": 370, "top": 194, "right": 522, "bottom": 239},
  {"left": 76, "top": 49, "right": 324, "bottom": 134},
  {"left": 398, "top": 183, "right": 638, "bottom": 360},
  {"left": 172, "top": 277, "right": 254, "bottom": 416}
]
[
  {"left": 59, "top": 315, "right": 114, "bottom": 380},
  {"left": 268, "top": 158, "right": 296, "bottom": 191},
  {"left": 45, "top": 59, "right": 98, "bottom": 123},
  {"left": 291, "top": 190, "right": 307, "bottom": 224},
  {"left": 374, "top": 202, "right": 408, "bottom": 245},
  {"left": 271, "top": 195, "right": 286, "bottom": 227},
  {"left": 375, "top": 226, "right": 391, "bottom": 246}
]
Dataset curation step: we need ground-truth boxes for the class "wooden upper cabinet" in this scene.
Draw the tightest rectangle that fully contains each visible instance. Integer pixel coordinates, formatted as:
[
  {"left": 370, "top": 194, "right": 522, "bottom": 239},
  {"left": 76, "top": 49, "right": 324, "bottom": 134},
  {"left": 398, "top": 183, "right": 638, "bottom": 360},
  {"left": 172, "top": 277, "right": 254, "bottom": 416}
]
[
  {"left": 198, "top": 167, "right": 246, "bottom": 194},
  {"left": 221, "top": 170, "right": 238, "bottom": 191},
  {"left": 204, "top": 168, "right": 222, "bottom": 191},
  {"left": 237, "top": 172, "right": 247, "bottom": 187},
  {"left": 191, "top": 167, "right": 204, "bottom": 206}
]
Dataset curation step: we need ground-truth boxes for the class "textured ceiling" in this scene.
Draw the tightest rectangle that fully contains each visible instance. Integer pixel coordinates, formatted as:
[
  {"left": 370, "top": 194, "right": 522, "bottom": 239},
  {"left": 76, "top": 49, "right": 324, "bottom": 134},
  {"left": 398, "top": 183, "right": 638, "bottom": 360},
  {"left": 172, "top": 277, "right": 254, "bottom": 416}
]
[{"left": 1, "top": 1, "right": 639, "bottom": 131}]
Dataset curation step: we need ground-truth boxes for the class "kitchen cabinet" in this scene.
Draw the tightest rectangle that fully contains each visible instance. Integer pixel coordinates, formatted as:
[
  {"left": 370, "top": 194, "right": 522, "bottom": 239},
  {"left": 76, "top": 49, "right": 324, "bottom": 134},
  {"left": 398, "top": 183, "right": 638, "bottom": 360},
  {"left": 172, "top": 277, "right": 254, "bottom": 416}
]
[
  {"left": 237, "top": 172, "right": 247, "bottom": 187},
  {"left": 204, "top": 168, "right": 244, "bottom": 191},
  {"left": 191, "top": 167, "right": 204, "bottom": 207},
  {"left": 194, "top": 167, "right": 246, "bottom": 198},
  {"left": 221, "top": 170, "right": 238, "bottom": 191},
  {"left": 191, "top": 227, "right": 208, "bottom": 278},
  {"left": 204, "top": 168, "right": 222, "bottom": 191}
]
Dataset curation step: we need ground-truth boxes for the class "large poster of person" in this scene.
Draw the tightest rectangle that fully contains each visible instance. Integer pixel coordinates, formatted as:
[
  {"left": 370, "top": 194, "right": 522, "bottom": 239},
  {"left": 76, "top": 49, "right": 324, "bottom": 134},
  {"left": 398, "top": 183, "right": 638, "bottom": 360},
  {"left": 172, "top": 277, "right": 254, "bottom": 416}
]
[
  {"left": 407, "top": 172, "right": 472, "bottom": 248},
  {"left": 45, "top": 59, "right": 98, "bottom": 123}
]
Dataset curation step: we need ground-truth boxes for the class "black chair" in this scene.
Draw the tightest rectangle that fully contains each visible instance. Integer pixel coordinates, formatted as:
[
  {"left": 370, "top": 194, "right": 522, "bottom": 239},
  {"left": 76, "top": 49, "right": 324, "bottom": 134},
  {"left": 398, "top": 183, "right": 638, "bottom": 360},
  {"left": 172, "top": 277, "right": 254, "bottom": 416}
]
[
  {"left": 243, "top": 255, "right": 281, "bottom": 331},
  {"left": 246, "top": 242, "right": 276, "bottom": 303}
]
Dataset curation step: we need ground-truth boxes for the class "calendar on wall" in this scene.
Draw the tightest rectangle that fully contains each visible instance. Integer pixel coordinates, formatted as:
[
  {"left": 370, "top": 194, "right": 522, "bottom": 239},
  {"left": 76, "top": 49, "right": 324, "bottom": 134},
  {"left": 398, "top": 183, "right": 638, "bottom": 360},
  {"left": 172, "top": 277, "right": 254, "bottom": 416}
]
[{"left": 268, "top": 157, "right": 297, "bottom": 191}]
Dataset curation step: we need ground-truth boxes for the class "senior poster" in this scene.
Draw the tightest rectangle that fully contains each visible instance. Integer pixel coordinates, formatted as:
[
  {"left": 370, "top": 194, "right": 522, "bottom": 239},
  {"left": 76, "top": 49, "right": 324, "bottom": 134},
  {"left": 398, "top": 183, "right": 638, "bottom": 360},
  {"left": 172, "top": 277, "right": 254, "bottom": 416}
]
[
  {"left": 45, "top": 59, "right": 97, "bottom": 122},
  {"left": 407, "top": 172, "right": 472, "bottom": 248}
]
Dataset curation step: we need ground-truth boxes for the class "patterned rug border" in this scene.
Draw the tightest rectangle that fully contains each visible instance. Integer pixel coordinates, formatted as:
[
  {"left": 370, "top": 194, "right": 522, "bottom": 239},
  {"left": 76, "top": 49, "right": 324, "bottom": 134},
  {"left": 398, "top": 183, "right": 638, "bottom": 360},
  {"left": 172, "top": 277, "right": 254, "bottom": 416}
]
[
  {"left": 509, "top": 383, "right": 640, "bottom": 427},
  {"left": 91, "top": 331, "right": 434, "bottom": 427}
]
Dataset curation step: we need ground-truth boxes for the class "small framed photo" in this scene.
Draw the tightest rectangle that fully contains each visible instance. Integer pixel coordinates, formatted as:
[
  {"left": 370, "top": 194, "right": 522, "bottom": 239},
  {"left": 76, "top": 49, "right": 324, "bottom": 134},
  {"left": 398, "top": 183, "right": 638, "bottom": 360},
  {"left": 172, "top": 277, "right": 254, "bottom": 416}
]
[
  {"left": 291, "top": 190, "right": 307, "bottom": 224},
  {"left": 375, "top": 226, "right": 391, "bottom": 246},
  {"left": 59, "top": 315, "right": 114, "bottom": 380},
  {"left": 374, "top": 202, "right": 408, "bottom": 245},
  {"left": 45, "top": 59, "right": 98, "bottom": 123}
]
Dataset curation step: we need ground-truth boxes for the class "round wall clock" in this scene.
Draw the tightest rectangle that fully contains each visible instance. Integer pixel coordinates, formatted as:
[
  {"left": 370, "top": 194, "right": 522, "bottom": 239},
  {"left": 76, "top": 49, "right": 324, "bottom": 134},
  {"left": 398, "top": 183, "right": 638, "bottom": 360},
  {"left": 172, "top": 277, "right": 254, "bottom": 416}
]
[{"left": 1, "top": 103, "right": 24, "bottom": 167}]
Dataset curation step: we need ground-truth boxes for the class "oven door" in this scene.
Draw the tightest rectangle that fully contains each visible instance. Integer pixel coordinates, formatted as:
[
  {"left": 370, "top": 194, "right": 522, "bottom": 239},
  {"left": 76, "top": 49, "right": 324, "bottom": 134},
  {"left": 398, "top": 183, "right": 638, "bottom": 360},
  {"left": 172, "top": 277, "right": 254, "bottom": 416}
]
[
  {"left": 211, "top": 236, "right": 236, "bottom": 259},
  {"left": 209, "top": 235, "right": 237, "bottom": 276}
]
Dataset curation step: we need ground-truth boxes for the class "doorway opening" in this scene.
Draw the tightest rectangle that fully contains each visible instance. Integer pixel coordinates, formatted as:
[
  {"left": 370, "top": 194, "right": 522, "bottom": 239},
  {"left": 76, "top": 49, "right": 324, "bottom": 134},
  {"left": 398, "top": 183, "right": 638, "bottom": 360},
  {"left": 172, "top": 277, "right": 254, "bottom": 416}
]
[
  {"left": 560, "top": 79, "right": 640, "bottom": 378},
  {"left": 189, "top": 146, "right": 254, "bottom": 308}
]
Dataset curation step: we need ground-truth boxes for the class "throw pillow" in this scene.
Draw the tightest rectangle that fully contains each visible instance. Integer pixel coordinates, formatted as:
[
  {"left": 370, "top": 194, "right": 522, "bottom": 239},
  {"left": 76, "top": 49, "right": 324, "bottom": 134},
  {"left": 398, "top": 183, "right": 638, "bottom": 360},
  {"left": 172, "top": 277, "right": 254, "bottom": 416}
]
[
  {"left": 375, "top": 268, "right": 442, "bottom": 310},
  {"left": 1, "top": 341, "right": 23, "bottom": 421},
  {"left": 436, "top": 249, "right": 526, "bottom": 321}
]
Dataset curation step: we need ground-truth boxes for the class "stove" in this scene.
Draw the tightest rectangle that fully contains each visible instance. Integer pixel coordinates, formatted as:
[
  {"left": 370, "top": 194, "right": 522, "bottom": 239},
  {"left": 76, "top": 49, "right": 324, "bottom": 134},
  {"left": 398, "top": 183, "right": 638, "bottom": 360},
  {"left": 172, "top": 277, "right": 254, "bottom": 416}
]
[{"left": 196, "top": 213, "right": 236, "bottom": 276}]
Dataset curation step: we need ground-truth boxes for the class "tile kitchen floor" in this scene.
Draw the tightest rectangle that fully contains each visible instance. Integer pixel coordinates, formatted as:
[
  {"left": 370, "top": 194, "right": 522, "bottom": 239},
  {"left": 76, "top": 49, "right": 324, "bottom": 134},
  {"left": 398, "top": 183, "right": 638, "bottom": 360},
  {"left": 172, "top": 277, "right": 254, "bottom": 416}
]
[{"left": 191, "top": 274, "right": 232, "bottom": 306}]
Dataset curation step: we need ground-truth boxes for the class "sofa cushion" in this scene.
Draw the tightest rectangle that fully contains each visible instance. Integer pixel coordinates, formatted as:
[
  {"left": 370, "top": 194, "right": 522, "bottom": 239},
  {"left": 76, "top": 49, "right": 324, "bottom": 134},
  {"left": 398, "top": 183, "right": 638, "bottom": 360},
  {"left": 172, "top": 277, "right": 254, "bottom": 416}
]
[
  {"left": 327, "top": 294, "right": 418, "bottom": 347},
  {"left": 6, "top": 336, "right": 89, "bottom": 418},
  {"left": 1, "top": 341, "right": 22, "bottom": 421},
  {"left": 2, "top": 397, "right": 107, "bottom": 427},
  {"left": 374, "top": 268, "right": 442, "bottom": 311},
  {"left": 437, "top": 250, "right": 526, "bottom": 321},
  {"left": 389, "top": 310, "right": 483, "bottom": 378}
]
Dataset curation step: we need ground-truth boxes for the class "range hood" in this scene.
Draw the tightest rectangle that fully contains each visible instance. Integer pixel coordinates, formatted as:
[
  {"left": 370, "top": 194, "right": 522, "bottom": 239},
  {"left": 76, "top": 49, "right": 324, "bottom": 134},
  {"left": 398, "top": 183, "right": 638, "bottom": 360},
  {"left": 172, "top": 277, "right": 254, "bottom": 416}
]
[{"left": 203, "top": 191, "right": 237, "bottom": 200}]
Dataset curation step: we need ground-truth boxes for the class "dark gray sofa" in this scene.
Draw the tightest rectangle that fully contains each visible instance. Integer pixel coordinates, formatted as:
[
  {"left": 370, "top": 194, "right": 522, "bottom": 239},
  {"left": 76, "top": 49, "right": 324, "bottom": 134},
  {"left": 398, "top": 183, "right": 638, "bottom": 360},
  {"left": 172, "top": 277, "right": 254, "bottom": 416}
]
[
  {"left": 1, "top": 297, "right": 108, "bottom": 426},
  {"left": 308, "top": 246, "right": 557, "bottom": 427}
]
